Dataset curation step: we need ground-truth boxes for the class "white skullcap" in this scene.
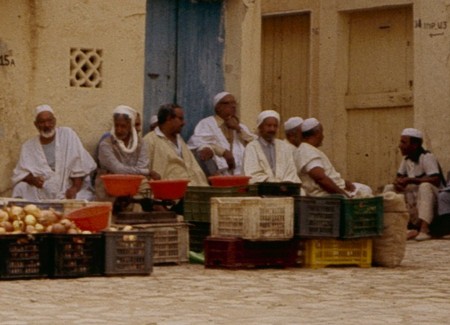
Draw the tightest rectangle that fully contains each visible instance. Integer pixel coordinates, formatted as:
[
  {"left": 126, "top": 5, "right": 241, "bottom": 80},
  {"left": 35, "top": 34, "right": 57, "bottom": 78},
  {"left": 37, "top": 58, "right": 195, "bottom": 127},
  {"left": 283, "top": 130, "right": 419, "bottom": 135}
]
[
  {"left": 301, "top": 118, "right": 320, "bottom": 132},
  {"left": 401, "top": 128, "right": 423, "bottom": 139},
  {"left": 113, "top": 105, "right": 137, "bottom": 125},
  {"left": 257, "top": 110, "right": 280, "bottom": 127},
  {"left": 284, "top": 117, "right": 304, "bottom": 131},
  {"left": 35, "top": 104, "right": 54, "bottom": 118},
  {"left": 150, "top": 115, "right": 158, "bottom": 125},
  {"left": 213, "top": 91, "right": 231, "bottom": 108}
]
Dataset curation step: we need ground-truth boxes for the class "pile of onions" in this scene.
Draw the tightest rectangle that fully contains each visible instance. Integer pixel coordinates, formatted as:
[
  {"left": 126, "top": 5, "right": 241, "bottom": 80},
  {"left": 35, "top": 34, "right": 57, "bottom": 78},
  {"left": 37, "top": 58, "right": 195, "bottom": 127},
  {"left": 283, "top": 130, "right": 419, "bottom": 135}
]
[{"left": 0, "top": 204, "right": 91, "bottom": 235}]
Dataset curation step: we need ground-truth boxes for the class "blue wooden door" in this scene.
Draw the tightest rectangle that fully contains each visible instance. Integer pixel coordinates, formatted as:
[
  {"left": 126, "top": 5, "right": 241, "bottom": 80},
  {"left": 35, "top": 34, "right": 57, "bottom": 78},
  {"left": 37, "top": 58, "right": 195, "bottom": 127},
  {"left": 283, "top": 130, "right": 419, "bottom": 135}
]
[{"left": 144, "top": 0, "right": 225, "bottom": 139}]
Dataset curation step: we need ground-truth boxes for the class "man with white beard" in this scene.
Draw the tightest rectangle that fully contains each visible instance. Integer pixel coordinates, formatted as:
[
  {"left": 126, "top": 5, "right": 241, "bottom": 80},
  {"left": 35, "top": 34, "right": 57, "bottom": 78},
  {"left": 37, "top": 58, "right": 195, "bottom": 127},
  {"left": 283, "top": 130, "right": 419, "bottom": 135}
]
[{"left": 11, "top": 104, "right": 96, "bottom": 200}]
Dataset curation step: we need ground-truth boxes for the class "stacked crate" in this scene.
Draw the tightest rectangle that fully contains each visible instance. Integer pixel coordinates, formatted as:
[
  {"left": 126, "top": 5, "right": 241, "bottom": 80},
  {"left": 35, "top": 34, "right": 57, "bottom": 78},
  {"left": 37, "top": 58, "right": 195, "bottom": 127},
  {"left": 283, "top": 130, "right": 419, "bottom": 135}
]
[
  {"left": 294, "top": 195, "right": 383, "bottom": 268},
  {"left": 113, "top": 211, "right": 189, "bottom": 266},
  {"left": 204, "top": 196, "right": 297, "bottom": 269},
  {"left": 183, "top": 185, "right": 258, "bottom": 252}
]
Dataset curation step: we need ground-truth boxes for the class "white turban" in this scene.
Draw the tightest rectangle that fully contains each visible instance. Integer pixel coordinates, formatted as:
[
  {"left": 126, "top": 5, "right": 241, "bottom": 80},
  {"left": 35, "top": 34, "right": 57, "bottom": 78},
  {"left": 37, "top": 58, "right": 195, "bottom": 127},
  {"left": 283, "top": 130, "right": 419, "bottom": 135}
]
[
  {"left": 113, "top": 105, "right": 137, "bottom": 125},
  {"left": 35, "top": 104, "right": 54, "bottom": 119},
  {"left": 150, "top": 115, "right": 158, "bottom": 125},
  {"left": 284, "top": 117, "right": 304, "bottom": 131},
  {"left": 213, "top": 91, "right": 231, "bottom": 108},
  {"left": 401, "top": 128, "right": 423, "bottom": 139},
  {"left": 301, "top": 118, "right": 320, "bottom": 132},
  {"left": 257, "top": 110, "right": 280, "bottom": 127}
]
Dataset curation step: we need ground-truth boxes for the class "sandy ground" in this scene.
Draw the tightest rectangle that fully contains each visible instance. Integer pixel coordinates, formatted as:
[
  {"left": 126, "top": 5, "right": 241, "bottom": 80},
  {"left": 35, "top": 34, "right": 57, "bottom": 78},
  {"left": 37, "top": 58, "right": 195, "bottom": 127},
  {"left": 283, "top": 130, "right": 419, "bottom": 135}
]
[{"left": 1, "top": 239, "right": 449, "bottom": 325}]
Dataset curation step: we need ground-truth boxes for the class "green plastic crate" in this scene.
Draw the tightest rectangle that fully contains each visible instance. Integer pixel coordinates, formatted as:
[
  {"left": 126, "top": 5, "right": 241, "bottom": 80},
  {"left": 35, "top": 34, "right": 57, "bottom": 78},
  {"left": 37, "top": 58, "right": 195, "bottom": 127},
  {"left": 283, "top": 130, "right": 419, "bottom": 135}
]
[{"left": 340, "top": 196, "right": 384, "bottom": 238}]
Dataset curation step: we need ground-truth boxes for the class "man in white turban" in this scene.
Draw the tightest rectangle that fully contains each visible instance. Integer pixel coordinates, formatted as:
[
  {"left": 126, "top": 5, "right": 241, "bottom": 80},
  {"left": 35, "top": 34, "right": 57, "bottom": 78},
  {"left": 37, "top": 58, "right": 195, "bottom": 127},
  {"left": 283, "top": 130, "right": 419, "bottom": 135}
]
[
  {"left": 284, "top": 116, "right": 304, "bottom": 149},
  {"left": 11, "top": 104, "right": 97, "bottom": 200},
  {"left": 293, "top": 117, "right": 373, "bottom": 198},
  {"left": 243, "top": 110, "right": 300, "bottom": 185},
  {"left": 187, "top": 92, "right": 255, "bottom": 176},
  {"left": 384, "top": 128, "right": 446, "bottom": 241}
]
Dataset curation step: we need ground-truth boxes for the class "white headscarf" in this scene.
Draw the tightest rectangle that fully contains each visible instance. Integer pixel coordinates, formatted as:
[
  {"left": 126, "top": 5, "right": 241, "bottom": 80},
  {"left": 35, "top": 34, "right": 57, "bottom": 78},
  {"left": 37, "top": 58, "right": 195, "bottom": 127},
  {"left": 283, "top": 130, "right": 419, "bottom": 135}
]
[
  {"left": 284, "top": 117, "right": 304, "bottom": 131},
  {"left": 401, "top": 128, "right": 423, "bottom": 139},
  {"left": 256, "top": 110, "right": 280, "bottom": 127},
  {"left": 111, "top": 105, "right": 138, "bottom": 154},
  {"left": 301, "top": 118, "right": 320, "bottom": 132},
  {"left": 35, "top": 104, "right": 54, "bottom": 119},
  {"left": 213, "top": 92, "right": 231, "bottom": 108}
]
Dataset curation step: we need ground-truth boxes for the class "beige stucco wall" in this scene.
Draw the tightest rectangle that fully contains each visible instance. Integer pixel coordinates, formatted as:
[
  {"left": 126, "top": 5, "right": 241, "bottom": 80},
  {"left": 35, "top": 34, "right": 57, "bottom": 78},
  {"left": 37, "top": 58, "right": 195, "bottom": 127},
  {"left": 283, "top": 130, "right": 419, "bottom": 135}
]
[
  {"left": 256, "top": 0, "right": 450, "bottom": 182},
  {"left": 0, "top": 0, "right": 146, "bottom": 196}
]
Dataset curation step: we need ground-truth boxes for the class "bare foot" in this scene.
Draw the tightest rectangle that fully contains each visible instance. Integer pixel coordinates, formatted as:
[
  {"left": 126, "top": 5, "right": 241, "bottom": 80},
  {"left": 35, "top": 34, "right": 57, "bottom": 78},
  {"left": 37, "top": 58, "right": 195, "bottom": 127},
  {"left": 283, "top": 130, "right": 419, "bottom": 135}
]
[{"left": 407, "top": 229, "right": 419, "bottom": 240}]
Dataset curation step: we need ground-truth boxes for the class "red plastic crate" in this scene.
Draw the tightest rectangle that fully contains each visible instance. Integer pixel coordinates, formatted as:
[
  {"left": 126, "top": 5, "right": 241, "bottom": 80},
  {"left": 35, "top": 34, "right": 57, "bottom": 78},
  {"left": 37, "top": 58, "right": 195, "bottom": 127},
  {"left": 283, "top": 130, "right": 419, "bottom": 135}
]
[{"left": 204, "top": 236, "right": 297, "bottom": 269}]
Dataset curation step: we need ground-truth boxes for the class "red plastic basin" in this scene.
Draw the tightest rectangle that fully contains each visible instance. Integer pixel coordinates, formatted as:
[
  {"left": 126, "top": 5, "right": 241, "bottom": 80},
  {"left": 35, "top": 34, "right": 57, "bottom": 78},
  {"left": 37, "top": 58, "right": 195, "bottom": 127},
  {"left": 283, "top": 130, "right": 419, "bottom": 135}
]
[
  {"left": 208, "top": 175, "right": 251, "bottom": 187},
  {"left": 66, "top": 205, "right": 111, "bottom": 232},
  {"left": 100, "top": 174, "right": 145, "bottom": 197},
  {"left": 149, "top": 179, "right": 190, "bottom": 200}
]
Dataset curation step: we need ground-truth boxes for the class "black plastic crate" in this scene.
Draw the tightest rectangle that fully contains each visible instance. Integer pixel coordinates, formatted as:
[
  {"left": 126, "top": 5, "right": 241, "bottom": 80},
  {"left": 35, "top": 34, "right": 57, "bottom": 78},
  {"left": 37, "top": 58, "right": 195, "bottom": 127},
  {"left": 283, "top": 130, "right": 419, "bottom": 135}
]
[
  {"left": 188, "top": 221, "right": 210, "bottom": 253},
  {"left": 104, "top": 231, "right": 153, "bottom": 275},
  {"left": 257, "top": 182, "right": 301, "bottom": 197},
  {"left": 49, "top": 234, "right": 104, "bottom": 278},
  {"left": 294, "top": 196, "right": 342, "bottom": 238},
  {"left": 0, "top": 234, "right": 50, "bottom": 280},
  {"left": 183, "top": 185, "right": 257, "bottom": 222},
  {"left": 340, "top": 196, "right": 384, "bottom": 238}
]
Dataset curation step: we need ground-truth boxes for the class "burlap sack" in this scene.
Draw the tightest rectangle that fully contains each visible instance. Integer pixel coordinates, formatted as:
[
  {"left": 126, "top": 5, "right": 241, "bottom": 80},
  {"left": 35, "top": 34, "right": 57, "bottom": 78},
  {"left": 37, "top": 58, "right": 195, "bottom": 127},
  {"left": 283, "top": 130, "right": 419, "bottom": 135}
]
[{"left": 372, "top": 191, "right": 409, "bottom": 267}]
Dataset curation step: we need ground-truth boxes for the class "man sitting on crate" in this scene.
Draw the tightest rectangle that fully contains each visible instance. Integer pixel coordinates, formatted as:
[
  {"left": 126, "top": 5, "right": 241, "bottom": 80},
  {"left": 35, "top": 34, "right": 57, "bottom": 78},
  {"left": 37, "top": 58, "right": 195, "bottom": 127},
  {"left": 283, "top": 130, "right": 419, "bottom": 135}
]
[
  {"left": 293, "top": 118, "right": 373, "bottom": 199},
  {"left": 187, "top": 92, "right": 256, "bottom": 176},
  {"left": 383, "top": 128, "right": 446, "bottom": 241},
  {"left": 242, "top": 110, "right": 300, "bottom": 185},
  {"left": 11, "top": 104, "right": 97, "bottom": 200}
]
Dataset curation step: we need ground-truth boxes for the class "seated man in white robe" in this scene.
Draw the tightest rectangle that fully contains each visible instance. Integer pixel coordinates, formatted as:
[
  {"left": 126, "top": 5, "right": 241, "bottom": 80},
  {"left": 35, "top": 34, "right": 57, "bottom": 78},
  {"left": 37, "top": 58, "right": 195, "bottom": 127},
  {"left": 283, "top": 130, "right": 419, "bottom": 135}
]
[
  {"left": 293, "top": 118, "right": 372, "bottom": 198},
  {"left": 243, "top": 110, "right": 300, "bottom": 185},
  {"left": 143, "top": 103, "right": 208, "bottom": 187},
  {"left": 188, "top": 92, "right": 255, "bottom": 176},
  {"left": 12, "top": 104, "right": 96, "bottom": 200}
]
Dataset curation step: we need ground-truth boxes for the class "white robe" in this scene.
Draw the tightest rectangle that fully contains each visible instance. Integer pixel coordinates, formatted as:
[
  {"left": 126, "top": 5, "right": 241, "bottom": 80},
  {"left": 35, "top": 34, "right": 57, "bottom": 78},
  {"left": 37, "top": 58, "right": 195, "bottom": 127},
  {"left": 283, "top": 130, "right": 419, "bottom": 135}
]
[
  {"left": 243, "top": 138, "right": 301, "bottom": 184},
  {"left": 294, "top": 142, "right": 372, "bottom": 197},
  {"left": 11, "top": 127, "right": 96, "bottom": 200},
  {"left": 187, "top": 116, "right": 254, "bottom": 175}
]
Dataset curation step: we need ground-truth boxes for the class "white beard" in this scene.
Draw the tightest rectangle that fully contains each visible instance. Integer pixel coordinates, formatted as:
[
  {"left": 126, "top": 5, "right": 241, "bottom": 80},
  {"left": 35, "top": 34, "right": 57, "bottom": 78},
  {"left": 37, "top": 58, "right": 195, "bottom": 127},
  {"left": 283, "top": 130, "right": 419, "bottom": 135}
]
[{"left": 40, "top": 128, "right": 56, "bottom": 139}]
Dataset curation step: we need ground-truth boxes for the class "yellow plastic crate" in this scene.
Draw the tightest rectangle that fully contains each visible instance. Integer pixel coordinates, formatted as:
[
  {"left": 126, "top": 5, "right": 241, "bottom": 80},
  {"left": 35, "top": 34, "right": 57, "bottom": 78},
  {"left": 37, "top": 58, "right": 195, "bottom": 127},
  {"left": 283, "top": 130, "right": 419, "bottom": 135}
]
[
  {"left": 300, "top": 238, "right": 372, "bottom": 268},
  {"left": 210, "top": 197, "right": 294, "bottom": 241}
]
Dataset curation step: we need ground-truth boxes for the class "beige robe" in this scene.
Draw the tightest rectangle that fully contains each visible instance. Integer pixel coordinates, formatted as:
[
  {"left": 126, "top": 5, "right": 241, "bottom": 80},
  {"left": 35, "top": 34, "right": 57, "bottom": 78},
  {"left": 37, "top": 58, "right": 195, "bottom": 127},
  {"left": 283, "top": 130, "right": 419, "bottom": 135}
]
[
  {"left": 243, "top": 138, "right": 300, "bottom": 184},
  {"left": 143, "top": 129, "right": 208, "bottom": 187}
]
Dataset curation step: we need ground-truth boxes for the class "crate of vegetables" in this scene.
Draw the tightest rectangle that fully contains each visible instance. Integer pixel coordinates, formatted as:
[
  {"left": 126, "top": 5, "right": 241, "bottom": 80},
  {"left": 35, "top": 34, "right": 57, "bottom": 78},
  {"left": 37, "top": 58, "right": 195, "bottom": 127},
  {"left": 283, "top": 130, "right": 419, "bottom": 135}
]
[
  {"left": 104, "top": 229, "right": 153, "bottom": 276},
  {"left": 0, "top": 233, "right": 51, "bottom": 280},
  {"left": 49, "top": 233, "right": 104, "bottom": 278}
]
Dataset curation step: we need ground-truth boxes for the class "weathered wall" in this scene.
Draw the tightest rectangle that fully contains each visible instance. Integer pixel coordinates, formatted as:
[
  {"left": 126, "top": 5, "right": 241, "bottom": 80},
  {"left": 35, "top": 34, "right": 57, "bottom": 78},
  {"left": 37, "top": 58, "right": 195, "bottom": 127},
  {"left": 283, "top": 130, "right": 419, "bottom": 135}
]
[
  {"left": 259, "top": 0, "right": 450, "bottom": 190},
  {"left": 0, "top": 0, "right": 146, "bottom": 196}
]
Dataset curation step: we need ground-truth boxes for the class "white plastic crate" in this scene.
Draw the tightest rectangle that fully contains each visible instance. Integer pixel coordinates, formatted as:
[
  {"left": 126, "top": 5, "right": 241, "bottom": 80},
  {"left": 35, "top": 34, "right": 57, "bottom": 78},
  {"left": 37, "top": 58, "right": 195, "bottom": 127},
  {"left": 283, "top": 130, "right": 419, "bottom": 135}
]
[
  {"left": 210, "top": 196, "right": 294, "bottom": 241},
  {"left": 134, "top": 223, "right": 189, "bottom": 265}
]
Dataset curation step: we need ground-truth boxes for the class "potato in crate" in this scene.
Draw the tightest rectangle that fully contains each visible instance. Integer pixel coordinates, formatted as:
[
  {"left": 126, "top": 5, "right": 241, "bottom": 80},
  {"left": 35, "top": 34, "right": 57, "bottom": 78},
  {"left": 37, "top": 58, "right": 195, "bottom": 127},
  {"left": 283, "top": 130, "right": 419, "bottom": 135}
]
[
  {"left": 104, "top": 230, "right": 153, "bottom": 275},
  {"left": 210, "top": 196, "right": 294, "bottom": 241},
  {"left": 50, "top": 233, "right": 104, "bottom": 278},
  {"left": 183, "top": 185, "right": 258, "bottom": 223},
  {"left": 294, "top": 196, "right": 342, "bottom": 238},
  {"left": 134, "top": 223, "right": 189, "bottom": 265},
  {"left": 340, "top": 196, "right": 384, "bottom": 238},
  {"left": 0, "top": 234, "right": 50, "bottom": 280},
  {"left": 300, "top": 238, "right": 372, "bottom": 269}
]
